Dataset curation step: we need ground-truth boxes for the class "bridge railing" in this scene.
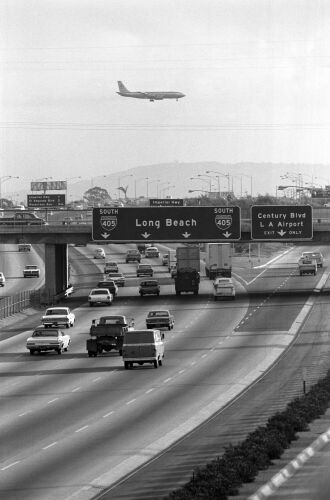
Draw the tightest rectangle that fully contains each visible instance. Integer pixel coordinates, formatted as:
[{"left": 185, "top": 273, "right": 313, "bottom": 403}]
[{"left": 0, "top": 290, "right": 34, "bottom": 320}]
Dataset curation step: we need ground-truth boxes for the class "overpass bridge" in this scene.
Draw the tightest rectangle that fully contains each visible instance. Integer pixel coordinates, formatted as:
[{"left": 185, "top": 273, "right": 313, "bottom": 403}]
[{"left": 1, "top": 208, "right": 329, "bottom": 299}]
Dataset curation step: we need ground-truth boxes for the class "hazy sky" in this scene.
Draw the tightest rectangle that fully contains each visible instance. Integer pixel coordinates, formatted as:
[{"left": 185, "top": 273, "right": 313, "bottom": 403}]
[{"left": 1, "top": 0, "right": 330, "bottom": 196}]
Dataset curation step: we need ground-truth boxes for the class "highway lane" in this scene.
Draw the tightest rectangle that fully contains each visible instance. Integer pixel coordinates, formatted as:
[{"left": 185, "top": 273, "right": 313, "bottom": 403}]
[
  {"left": 0, "top": 244, "right": 328, "bottom": 500},
  {"left": 0, "top": 243, "right": 45, "bottom": 297}
]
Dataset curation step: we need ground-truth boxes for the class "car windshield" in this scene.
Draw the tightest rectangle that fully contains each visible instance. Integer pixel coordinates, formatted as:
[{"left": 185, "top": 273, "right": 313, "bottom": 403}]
[
  {"left": 33, "top": 330, "right": 60, "bottom": 337},
  {"left": 148, "top": 311, "right": 168, "bottom": 317},
  {"left": 46, "top": 309, "right": 68, "bottom": 315}
]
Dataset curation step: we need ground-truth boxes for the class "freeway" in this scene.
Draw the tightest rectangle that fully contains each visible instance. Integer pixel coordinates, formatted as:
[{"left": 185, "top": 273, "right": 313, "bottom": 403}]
[{"left": 0, "top": 243, "right": 329, "bottom": 500}]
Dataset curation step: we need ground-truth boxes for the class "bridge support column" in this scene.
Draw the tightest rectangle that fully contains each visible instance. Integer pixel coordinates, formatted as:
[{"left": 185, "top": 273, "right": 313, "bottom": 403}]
[{"left": 44, "top": 243, "right": 69, "bottom": 299}]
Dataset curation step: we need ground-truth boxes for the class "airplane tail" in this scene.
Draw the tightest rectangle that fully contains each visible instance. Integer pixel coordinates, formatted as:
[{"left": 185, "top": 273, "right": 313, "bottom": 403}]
[{"left": 118, "top": 81, "right": 129, "bottom": 93}]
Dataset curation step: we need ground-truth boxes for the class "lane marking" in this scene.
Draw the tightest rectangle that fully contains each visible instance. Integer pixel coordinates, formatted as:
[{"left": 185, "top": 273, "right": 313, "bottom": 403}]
[
  {"left": 163, "top": 378, "right": 172, "bottom": 384},
  {"left": 47, "top": 398, "right": 59, "bottom": 404},
  {"left": 126, "top": 399, "right": 136, "bottom": 405},
  {"left": 1, "top": 461, "right": 20, "bottom": 471},
  {"left": 103, "top": 411, "right": 114, "bottom": 418},
  {"left": 145, "top": 388, "right": 154, "bottom": 394},
  {"left": 72, "top": 387, "right": 80, "bottom": 392},
  {"left": 75, "top": 425, "right": 88, "bottom": 433},
  {"left": 19, "top": 411, "right": 32, "bottom": 417},
  {"left": 93, "top": 377, "right": 101, "bottom": 382},
  {"left": 42, "top": 442, "right": 58, "bottom": 450}
]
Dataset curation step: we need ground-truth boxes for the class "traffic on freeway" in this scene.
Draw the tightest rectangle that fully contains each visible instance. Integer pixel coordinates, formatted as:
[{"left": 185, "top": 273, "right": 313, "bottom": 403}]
[{"left": 1, "top": 240, "right": 330, "bottom": 500}]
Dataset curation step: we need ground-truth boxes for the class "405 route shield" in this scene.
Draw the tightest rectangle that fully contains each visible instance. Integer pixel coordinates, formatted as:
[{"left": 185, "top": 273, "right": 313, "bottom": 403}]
[{"left": 92, "top": 206, "right": 241, "bottom": 242}]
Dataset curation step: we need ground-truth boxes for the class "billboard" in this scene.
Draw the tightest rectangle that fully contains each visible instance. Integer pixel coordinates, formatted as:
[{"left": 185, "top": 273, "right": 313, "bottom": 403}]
[{"left": 30, "top": 181, "right": 67, "bottom": 191}]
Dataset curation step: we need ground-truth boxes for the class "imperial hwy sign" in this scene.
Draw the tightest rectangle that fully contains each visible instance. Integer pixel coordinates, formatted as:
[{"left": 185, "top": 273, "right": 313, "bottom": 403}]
[
  {"left": 251, "top": 205, "right": 313, "bottom": 240},
  {"left": 92, "top": 206, "right": 241, "bottom": 242}
]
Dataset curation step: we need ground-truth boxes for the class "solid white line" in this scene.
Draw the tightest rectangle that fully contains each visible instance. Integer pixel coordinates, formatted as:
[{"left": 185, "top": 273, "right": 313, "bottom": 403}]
[
  {"left": 75, "top": 425, "right": 88, "bottom": 433},
  {"left": 1, "top": 461, "right": 20, "bottom": 471},
  {"left": 42, "top": 442, "right": 58, "bottom": 450}
]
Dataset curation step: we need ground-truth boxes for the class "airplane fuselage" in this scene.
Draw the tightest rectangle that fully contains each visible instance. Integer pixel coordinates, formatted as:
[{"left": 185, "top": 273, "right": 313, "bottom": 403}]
[{"left": 117, "top": 90, "right": 185, "bottom": 102}]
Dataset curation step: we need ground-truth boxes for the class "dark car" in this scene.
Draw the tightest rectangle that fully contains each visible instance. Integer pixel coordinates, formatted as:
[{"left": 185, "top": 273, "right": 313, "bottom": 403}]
[
  {"left": 136, "top": 264, "right": 153, "bottom": 277},
  {"left": 126, "top": 249, "right": 141, "bottom": 263},
  {"left": 97, "top": 280, "right": 118, "bottom": 297},
  {"left": 139, "top": 279, "right": 160, "bottom": 296}
]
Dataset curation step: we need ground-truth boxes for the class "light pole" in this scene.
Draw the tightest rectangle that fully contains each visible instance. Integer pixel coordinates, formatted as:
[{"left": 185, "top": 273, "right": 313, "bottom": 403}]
[
  {"left": 0, "top": 176, "right": 19, "bottom": 208},
  {"left": 205, "top": 170, "right": 231, "bottom": 193},
  {"left": 134, "top": 177, "right": 145, "bottom": 199},
  {"left": 238, "top": 173, "right": 253, "bottom": 197}
]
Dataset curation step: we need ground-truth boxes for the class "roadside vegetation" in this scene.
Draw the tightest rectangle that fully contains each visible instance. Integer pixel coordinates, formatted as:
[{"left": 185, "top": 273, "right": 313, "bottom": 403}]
[{"left": 168, "top": 370, "right": 330, "bottom": 499}]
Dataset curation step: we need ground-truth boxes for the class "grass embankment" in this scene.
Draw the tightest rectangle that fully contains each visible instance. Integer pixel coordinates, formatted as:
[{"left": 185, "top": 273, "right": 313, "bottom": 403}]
[{"left": 168, "top": 370, "right": 330, "bottom": 500}]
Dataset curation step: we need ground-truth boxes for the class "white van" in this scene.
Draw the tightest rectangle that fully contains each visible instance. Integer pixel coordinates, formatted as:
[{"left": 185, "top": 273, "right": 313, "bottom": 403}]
[
  {"left": 122, "top": 329, "right": 165, "bottom": 369},
  {"left": 213, "top": 277, "right": 235, "bottom": 300}
]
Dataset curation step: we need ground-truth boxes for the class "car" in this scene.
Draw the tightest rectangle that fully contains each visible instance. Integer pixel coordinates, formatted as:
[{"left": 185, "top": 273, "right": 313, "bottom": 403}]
[
  {"left": 104, "top": 261, "right": 119, "bottom": 274},
  {"left": 0, "top": 271, "right": 5, "bottom": 287},
  {"left": 18, "top": 243, "right": 31, "bottom": 252},
  {"left": 106, "top": 272, "right": 125, "bottom": 287},
  {"left": 137, "top": 263, "right": 153, "bottom": 277},
  {"left": 23, "top": 264, "right": 40, "bottom": 278},
  {"left": 26, "top": 326, "right": 71, "bottom": 355},
  {"left": 162, "top": 254, "right": 169, "bottom": 266},
  {"left": 41, "top": 306, "right": 76, "bottom": 328},
  {"left": 126, "top": 249, "right": 141, "bottom": 263},
  {"left": 139, "top": 279, "right": 160, "bottom": 296},
  {"left": 94, "top": 248, "right": 105, "bottom": 259},
  {"left": 301, "top": 251, "right": 324, "bottom": 268},
  {"left": 146, "top": 310, "right": 174, "bottom": 330},
  {"left": 213, "top": 277, "right": 235, "bottom": 300},
  {"left": 88, "top": 288, "right": 113, "bottom": 306},
  {"left": 145, "top": 246, "right": 160, "bottom": 258},
  {"left": 97, "top": 280, "right": 118, "bottom": 296}
]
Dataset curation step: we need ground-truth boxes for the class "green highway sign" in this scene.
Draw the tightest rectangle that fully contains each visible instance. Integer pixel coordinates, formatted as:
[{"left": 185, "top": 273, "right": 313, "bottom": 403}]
[
  {"left": 251, "top": 205, "right": 313, "bottom": 240},
  {"left": 93, "top": 206, "right": 241, "bottom": 242}
]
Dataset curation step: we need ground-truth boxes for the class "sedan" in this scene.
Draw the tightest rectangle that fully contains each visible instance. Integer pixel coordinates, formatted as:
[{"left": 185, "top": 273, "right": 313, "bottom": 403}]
[
  {"left": 88, "top": 288, "right": 113, "bottom": 306},
  {"left": 26, "top": 327, "right": 71, "bottom": 355},
  {"left": 107, "top": 272, "right": 125, "bottom": 287},
  {"left": 137, "top": 264, "right": 153, "bottom": 277}
]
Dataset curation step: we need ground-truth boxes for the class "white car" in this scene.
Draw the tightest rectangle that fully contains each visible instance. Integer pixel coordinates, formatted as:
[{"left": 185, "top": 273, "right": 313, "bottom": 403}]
[
  {"left": 23, "top": 264, "right": 40, "bottom": 278},
  {"left": 26, "top": 326, "right": 71, "bottom": 355},
  {"left": 88, "top": 288, "right": 113, "bottom": 306},
  {"left": 41, "top": 307, "right": 75, "bottom": 328},
  {"left": 0, "top": 271, "right": 5, "bottom": 287},
  {"left": 94, "top": 248, "right": 105, "bottom": 259},
  {"left": 213, "top": 277, "right": 235, "bottom": 300},
  {"left": 145, "top": 246, "right": 160, "bottom": 258}
]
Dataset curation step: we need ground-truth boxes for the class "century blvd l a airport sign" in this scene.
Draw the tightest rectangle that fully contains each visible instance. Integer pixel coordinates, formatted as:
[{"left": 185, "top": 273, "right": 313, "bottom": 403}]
[
  {"left": 251, "top": 205, "right": 313, "bottom": 240},
  {"left": 92, "top": 206, "right": 241, "bottom": 242}
]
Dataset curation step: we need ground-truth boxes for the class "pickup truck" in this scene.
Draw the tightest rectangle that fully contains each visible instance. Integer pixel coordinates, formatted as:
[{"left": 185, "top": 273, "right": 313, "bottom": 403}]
[
  {"left": 26, "top": 326, "right": 71, "bottom": 355},
  {"left": 41, "top": 306, "right": 75, "bottom": 328},
  {"left": 146, "top": 310, "right": 174, "bottom": 330},
  {"left": 23, "top": 264, "right": 40, "bottom": 278},
  {"left": 87, "top": 315, "right": 134, "bottom": 357},
  {"left": 298, "top": 256, "right": 317, "bottom": 276},
  {"left": 0, "top": 212, "right": 47, "bottom": 225}
]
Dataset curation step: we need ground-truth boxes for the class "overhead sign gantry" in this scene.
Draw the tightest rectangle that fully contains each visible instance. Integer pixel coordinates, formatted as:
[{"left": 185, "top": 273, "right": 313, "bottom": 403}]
[{"left": 92, "top": 206, "right": 241, "bottom": 242}]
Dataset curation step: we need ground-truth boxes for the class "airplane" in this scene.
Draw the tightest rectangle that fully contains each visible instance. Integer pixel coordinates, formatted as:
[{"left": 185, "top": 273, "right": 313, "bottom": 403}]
[{"left": 116, "top": 81, "right": 185, "bottom": 102}]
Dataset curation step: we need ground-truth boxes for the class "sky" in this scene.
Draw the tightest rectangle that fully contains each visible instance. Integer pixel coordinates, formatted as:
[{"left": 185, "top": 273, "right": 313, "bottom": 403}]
[{"left": 1, "top": 0, "right": 330, "bottom": 198}]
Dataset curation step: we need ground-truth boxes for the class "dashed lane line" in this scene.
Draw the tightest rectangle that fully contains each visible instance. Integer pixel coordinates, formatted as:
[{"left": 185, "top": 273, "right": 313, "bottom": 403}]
[
  {"left": 75, "top": 425, "right": 89, "bottom": 433},
  {"left": 1, "top": 461, "right": 20, "bottom": 471},
  {"left": 42, "top": 442, "right": 58, "bottom": 450}
]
